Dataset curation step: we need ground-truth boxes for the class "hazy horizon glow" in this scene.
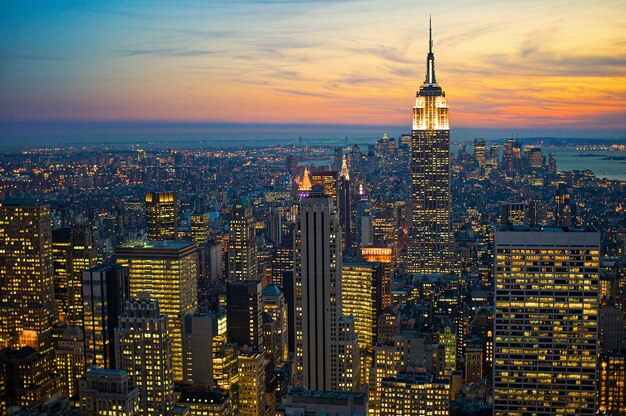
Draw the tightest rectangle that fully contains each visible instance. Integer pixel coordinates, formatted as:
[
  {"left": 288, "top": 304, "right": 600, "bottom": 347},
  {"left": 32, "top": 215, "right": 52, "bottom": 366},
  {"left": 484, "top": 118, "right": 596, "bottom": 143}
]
[{"left": 1, "top": 0, "right": 625, "bottom": 135}]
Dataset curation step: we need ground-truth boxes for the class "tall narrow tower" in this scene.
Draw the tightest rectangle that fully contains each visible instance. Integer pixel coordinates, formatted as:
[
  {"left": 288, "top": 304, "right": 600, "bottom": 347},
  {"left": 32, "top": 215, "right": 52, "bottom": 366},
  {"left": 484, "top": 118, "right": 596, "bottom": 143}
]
[{"left": 407, "top": 18, "right": 453, "bottom": 275}]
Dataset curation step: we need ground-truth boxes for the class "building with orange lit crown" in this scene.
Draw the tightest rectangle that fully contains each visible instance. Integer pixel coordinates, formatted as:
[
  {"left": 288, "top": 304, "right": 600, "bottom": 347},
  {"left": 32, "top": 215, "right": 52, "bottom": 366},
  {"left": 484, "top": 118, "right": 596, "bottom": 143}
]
[
  {"left": 407, "top": 18, "right": 454, "bottom": 275},
  {"left": 145, "top": 191, "right": 178, "bottom": 240}
]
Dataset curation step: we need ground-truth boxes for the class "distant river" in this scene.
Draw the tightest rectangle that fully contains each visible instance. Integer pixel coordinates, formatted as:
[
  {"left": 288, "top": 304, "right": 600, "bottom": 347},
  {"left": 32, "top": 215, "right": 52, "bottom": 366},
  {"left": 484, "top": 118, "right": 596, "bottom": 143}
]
[{"left": 544, "top": 146, "right": 626, "bottom": 181}]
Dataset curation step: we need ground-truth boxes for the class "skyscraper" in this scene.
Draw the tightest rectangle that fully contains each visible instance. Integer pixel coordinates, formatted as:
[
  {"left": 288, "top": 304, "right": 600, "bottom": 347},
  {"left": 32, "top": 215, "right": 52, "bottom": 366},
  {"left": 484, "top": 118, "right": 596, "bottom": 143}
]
[
  {"left": 116, "top": 241, "right": 198, "bottom": 382},
  {"left": 82, "top": 264, "right": 130, "bottom": 369},
  {"left": 0, "top": 199, "right": 57, "bottom": 356},
  {"left": 52, "top": 221, "right": 97, "bottom": 326},
  {"left": 407, "top": 19, "right": 454, "bottom": 275},
  {"left": 145, "top": 191, "right": 178, "bottom": 241},
  {"left": 226, "top": 280, "right": 263, "bottom": 350},
  {"left": 493, "top": 225, "right": 600, "bottom": 415},
  {"left": 293, "top": 187, "right": 359, "bottom": 391},
  {"left": 114, "top": 294, "right": 174, "bottom": 416},
  {"left": 228, "top": 197, "right": 258, "bottom": 281}
]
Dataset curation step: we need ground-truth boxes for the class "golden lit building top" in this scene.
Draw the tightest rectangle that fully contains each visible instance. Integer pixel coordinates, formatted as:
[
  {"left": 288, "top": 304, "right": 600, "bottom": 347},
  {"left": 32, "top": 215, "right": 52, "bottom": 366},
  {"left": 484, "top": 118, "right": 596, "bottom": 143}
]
[{"left": 145, "top": 191, "right": 178, "bottom": 241}]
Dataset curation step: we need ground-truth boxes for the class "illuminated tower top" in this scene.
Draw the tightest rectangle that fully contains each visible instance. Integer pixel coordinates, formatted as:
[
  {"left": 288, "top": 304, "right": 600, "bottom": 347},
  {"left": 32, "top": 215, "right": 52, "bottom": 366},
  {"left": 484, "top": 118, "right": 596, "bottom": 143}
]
[
  {"left": 412, "top": 17, "right": 449, "bottom": 131},
  {"left": 340, "top": 155, "right": 350, "bottom": 181}
]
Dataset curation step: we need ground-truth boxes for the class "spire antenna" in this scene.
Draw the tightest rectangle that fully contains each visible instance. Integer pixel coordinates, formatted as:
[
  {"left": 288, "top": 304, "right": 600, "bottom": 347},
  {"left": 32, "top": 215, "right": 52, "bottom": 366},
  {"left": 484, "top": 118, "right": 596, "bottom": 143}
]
[{"left": 429, "top": 14, "right": 433, "bottom": 53}]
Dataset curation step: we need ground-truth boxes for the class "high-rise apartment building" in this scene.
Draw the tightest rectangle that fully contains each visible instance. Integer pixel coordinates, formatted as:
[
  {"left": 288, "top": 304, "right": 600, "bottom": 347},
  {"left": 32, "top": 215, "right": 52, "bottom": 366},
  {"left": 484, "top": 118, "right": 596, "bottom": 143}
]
[
  {"left": 294, "top": 187, "right": 359, "bottom": 391},
  {"left": 263, "top": 284, "right": 288, "bottom": 365},
  {"left": 474, "top": 138, "right": 486, "bottom": 167},
  {"left": 228, "top": 198, "right": 258, "bottom": 280},
  {"left": 407, "top": 19, "right": 454, "bottom": 275},
  {"left": 116, "top": 241, "right": 198, "bottom": 382},
  {"left": 493, "top": 225, "right": 600, "bottom": 415},
  {"left": 114, "top": 294, "right": 174, "bottom": 416},
  {"left": 0, "top": 199, "right": 57, "bottom": 356},
  {"left": 82, "top": 264, "right": 130, "bottom": 369},
  {"left": 145, "top": 191, "right": 178, "bottom": 240}
]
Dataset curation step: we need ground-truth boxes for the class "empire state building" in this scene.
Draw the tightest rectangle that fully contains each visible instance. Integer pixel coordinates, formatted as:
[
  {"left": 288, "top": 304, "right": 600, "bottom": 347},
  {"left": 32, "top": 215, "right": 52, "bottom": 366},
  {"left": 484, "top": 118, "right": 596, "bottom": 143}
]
[{"left": 407, "top": 19, "right": 454, "bottom": 275}]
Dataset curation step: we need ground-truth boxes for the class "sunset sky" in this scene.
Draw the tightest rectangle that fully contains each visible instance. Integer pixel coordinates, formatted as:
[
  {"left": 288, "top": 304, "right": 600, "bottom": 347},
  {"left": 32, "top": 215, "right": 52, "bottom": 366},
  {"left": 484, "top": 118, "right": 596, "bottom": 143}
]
[{"left": 1, "top": 0, "right": 625, "bottom": 138}]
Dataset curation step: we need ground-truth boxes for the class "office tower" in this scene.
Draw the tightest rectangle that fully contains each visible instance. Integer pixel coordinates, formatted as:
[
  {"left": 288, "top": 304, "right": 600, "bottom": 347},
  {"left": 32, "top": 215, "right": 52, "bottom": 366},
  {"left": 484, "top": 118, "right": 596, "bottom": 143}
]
[
  {"left": 78, "top": 367, "right": 140, "bottom": 416},
  {"left": 116, "top": 241, "right": 198, "bottom": 382},
  {"left": 464, "top": 342, "right": 483, "bottom": 385},
  {"left": 598, "top": 304, "right": 626, "bottom": 352},
  {"left": 115, "top": 295, "right": 174, "bottom": 416},
  {"left": 597, "top": 352, "right": 626, "bottom": 415},
  {"left": 338, "top": 155, "right": 353, "bottom": 250},
  {"left": 0, "top": 199, "right": 57, "bottom": 357},
  {"left": 52, "top": 222, "right": 96, "bottom": 325},
  {"left": 238, "top": 351, "right": 266, "bottom": 416},
  {"left": 54, "top": 325, "right": 85, "bottom": 399},
  {"left": 212, "top": 334, "right": 239, "bottom": 398},
  {"left": 182, "top": 311, "right": 226, "bottom": 388},
  {"left": 275, "top": 388, "right": 368, "bottom": 415},
  {"left": 473, "top": 138, "right": 486, "bottom": 167},
  {"left": 555, "top": 182, "right": 573, "bottom": 226},
  {"left": 226, "top": 280, "right": 263, "bottom": 350},
  {"left": 271, "top": 244, "right": 293, "bottom": 288},
  {"left": 191, "top": 212, "right": 211, "bottom": 244},
  {"left": 502, "top": 139, "right": 521, "bottom": 174},
  {"left": 379, "top": 373, "right": 450, "bottom": 416},
  {"left": 499, "top": 201, "right": 526, "bottom": 225},
  {"left": 356, "top": 197, "right": 373, "bottom": 250},
  {"left": 145, "top": 191, "right": 178, "bottom": 240},
  {"left": 286, "top": 155, "right": 299, "bottom": 177},
  {"left": 527, "top": 147, "right": 543, "bottom": 169},
  {"left": 294, "top": 187, "right": 359, "bottom": 391},
  {"left": 82, "top": 264, "right": 130, "bottom": 369},
  {"left": 361, "top": 247, "right": 393, "bottom": 309},
  {"left": 437, "top": 322, "right": 457, "bottom": 370},
  {"left": 228, "top": 198, "right": 258, "bottom": 280},
  {"left": 209, "top": 242, "right": 224, "bottom": 281},
  {"left": 192, "top": 212, "right": 211, "bottom": 280},
  {"left": 493, "top": 225, "right": 600, "bottom": 415},
  {"left": 548, "top": 152, "right": 557, "bottom": 173},
  {"left": 342, "top": 262, "right": 384, "bottom": 385},
  {"left": 1, "top": 346, "right": 58, "bottom": 409},
  {"left": 407, "top": 19, "right": 454, "bottom": 275},
  {"left": 263, "top": 284, "right": 288, "bottom": 364}
]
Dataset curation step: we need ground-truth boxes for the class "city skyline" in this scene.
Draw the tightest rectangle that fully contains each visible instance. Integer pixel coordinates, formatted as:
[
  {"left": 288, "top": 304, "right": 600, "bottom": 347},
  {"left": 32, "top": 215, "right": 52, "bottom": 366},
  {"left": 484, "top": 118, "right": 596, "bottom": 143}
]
[{"left": 1, "top": 0, "right": 625, "bottom": 140}]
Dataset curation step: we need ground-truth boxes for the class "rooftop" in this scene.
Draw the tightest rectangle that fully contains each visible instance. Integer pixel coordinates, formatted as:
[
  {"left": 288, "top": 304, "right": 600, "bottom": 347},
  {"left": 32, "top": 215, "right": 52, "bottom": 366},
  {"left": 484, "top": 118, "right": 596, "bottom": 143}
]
[
  {"left": 496, "top": 224, "right": 598, "bottom": 233},
  {"left": 117, "top": 240, "right": 195, "bottom": 250}
]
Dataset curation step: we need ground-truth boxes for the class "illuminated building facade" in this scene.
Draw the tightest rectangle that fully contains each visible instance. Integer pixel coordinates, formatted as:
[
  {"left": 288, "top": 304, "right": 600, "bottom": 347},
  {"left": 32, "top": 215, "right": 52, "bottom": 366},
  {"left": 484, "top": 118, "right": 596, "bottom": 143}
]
[
  {"left": 1, "top": 346, "right": 58, "bottom": 409},
  {"left": 294, "top": 187, "right": 359, "bottom": 391},
  {"left": 263, "top": 284, "right": 288, "bottom": 364},
  {"left": 499, "top": 202, "right": 526, "bottom": 225},
  {"left": 191, "top": 211, "right": 211, "bottom": 245},
  {"left": 82, "top": 264, "right": 130, "bottom": 369},
  {"left": 598, "top": 351, "right": 626, "bottom": 415},
  {"left": 145, "top": 191, "right": 178, "bottom": 240},
  {"left": 78, "top": 367, "right": 141, "bottom": 416},
  {"left": 116, "top": 241, "right": 198, "bottom": 382},
  {"left": 54, "top": 325, "right": 85, "bottom": 400},
  {"left": 52, "top": 222, "right": 97, "bottom": 326},
  {"left": 493, "top": 225, "right": 600, "bottom": 415},
  {"left": 178, "top": 390, "right": 233, "bottom": 416},
  {"left": 473, "top": 138, "right": 486, "bottom": 167},
  {"left": 379, "top": 373, "right": 450, "bottom": 416},
  {"left": 342, "top": 262, "right": 383, "bottom": 385},
  {"left": 361, "top": 247, "right": 393, "bottom": 310},
  {"left": 114, "top": 295, "right": 174, "bottom": 416},
  {"left": 183, "top": 311, "right": 226, "bottom": 389},
  {"left": 228, "top": 198, "right": 258, "bottom": 281},
  {"left": 407, "top": 19, "right": 454, "bottom": 275},
  {"left": 0, "top": 200, "right": 57, "bottom": 357},
  {"left": 238, "top": 351, "right": 265, "bottom": 416}
]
